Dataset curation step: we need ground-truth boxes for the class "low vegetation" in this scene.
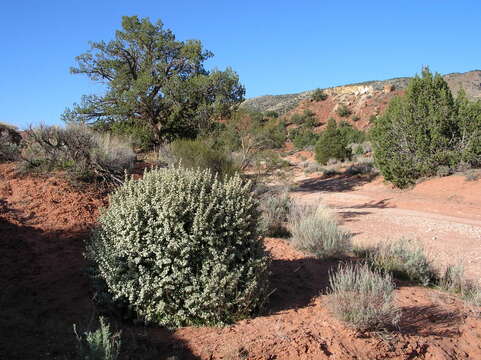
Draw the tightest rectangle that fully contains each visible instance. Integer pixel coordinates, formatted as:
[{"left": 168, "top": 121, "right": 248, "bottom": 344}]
[
  {"left": 22, "top": 123, "right": 135, "bottom": 184},
  {"left": 315, "top": 118, "right": 352, "bottom": 164},
  {"left": 327, "top": 263, "right": 401, "bottom": 331},
  {"left": 336, "top": 104, "right": 352, "bottom": 117},
  {"left": 289, "top": 204, "right": 351, "bottom": 259},
  {"left": 259, "top": 188, "right": 291, "bottom": 237},
  {"left": 0, "top": 122, "right": 21, "bottom": 162},
  {"left": 74, "top": 317, "right": 121, "bottom": 360},
  {"left": 87, "top": 167, "right": 269, "bottom": 327},
  {"left": 158, "top": 138, "right": 238, "bottom": 179},
  {"left": 311, "top": 88, "right": 328, "bottom": 101},
  {"left": 356, "top": 238, "right": 436, "bottom": 286}
]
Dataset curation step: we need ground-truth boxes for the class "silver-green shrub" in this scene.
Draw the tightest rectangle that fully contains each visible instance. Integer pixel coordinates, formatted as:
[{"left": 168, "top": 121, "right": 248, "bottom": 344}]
[
  {"left": 87, "top": 167, "right": 269, "bottom": 327},
  {"left": 22, "top": 123, "right": 135, "bottom": 184},
  {"left": 259, "top": 188, "right": 291, "bottom": 237},
  {"left": 289, "top": 204, "right": 351, "bottom": 258},
  {"left": 364, "top": 238, "right": 436, "bottom": 286},
  {"left": 328, "top": 263, "right": 401, "bottom": 331}
]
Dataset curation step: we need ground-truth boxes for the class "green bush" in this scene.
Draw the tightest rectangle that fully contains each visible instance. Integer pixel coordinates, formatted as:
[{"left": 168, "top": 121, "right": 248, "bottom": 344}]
[
  {"left": 338, "top": 121, "right": 366, "bottom": 144},
  {"left": 87, "top": 167, "right": 270, "bottom": 327},
  {"left": 163, "top": 138, "right": 238, "bottom": 178},
  {"left": 290, "top": 110, "right": 317, "bottom": 127},
  {"left": 289, "top": 204, "right": 351, "bottom": 259},
  {"left": 22, "top": 124, "right": 135, "bottom": 184},
  {"left": 264, "top": 111, "right": 279, "bottom": 118},
  {"left": 315, "top": 118, "right": 352, "bottom": 164},
  {"left": 371, "top": 68, "right": 481, "bottom": 188},
  {"left": 290, "top": 128, "right": 319, "bottom": 149},
  {"left": 74, "top": 317, "right": 121, "bottom": 360},
  {"left": 110, "top": 119, "right": 155, "bottom": 151},
  {"left": 311, "top": 88, "right": 328, "bottom": 101},
  {"left": 328, "top": 263, "right": 401, "bottom": 331},
  {"left": 336, "top": 104, "right": 352, "bottom": 117}
]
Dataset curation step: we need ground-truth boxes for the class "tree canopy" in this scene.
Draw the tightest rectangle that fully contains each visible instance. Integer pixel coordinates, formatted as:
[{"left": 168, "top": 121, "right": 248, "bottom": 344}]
[
  {"left": 63, "top": 16, "right": 245, "bottom": 143},
  {"left": 371, "top": 67, "right": 481, "bottom": 188}
]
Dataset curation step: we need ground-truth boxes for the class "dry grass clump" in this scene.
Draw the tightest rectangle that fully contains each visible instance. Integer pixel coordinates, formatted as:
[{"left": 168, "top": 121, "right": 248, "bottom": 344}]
[
  {"left": 439, "top": 264, "right": 481, "bottom": 308},
  {"left": 289, "top": 204, "right": 351, "bottom": 259},
  {"left": 345, "top": 157, "right": 378, "bottom": 176},
  {"left": 357, "top": 239, "right": 436, "bottom": 286},
  {"left": 327, "top": 263, "right": 401, "bottom": 331},
  {"left": 259, "top": 188, "right": 291, "bottom": 237}
]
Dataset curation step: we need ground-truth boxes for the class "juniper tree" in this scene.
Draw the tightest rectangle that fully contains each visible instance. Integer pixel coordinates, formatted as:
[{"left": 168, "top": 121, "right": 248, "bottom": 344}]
[
  {"left": 63, "top": 16, "right": 245, "bottom": 144},
  {"left": 371, "top": 67, "right": 481, "bottom": 188}
]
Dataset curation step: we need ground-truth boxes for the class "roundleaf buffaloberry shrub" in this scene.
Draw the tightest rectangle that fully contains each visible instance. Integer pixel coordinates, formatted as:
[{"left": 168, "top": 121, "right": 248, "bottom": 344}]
[{"left": 87, "top": 167, "right": 270, "bottom": 327}]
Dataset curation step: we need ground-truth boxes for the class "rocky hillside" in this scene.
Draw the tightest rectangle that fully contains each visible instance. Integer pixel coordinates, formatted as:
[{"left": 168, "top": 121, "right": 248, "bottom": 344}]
[{"left": 242, "top": 70, "right": 481, "bottom": 129}]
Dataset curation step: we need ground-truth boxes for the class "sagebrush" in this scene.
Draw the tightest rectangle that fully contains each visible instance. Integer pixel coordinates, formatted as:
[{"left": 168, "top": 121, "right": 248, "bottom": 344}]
[
  {"left": 289, "top": 204, "right": 351, "bottom": 258},
  {"left": 259, "top": 189, "right": 291, "bottom": 237},
  {"left": 328, "top": 263, "right": 401, "bottom": 331},
  {"left": 22, "top": 124, "right": 135, "bottom": 184},
  {"left": 87, "top": 167, "right": 270, "bottom": 327},
  {"left": 359, "top": 238, "right": 436, "bottom": 286}
]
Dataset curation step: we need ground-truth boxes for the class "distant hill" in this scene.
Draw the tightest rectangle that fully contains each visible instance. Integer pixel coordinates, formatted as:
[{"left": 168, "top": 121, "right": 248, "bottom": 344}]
[{"left": 241, "top": 70, "right": 481, "bottom": 130}]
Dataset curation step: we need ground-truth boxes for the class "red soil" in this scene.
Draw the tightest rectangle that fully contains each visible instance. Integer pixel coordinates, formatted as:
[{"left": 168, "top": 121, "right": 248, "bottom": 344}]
[{"left": 1, "top": 163, "right": 481, "bottom": 359}]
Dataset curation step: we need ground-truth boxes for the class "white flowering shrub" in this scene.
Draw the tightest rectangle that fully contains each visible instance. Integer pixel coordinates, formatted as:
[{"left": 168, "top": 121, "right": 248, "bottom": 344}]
[{"left": 87, "top": 167, "right": 270, "bottom": 327}]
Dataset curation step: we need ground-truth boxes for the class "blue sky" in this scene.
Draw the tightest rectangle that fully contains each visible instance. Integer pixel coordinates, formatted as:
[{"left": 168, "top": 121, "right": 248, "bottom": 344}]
[{"left": 1, "top": 0, "right": 480, "bottom": 129}]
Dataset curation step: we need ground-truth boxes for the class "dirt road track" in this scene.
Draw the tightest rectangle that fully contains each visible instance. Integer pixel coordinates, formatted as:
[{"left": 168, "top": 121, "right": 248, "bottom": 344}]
[{"left": 293, "top": 174, "right": 481, "bottom": 280}]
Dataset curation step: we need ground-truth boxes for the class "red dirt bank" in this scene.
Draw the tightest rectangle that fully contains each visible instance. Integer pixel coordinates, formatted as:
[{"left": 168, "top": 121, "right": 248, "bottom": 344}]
[{"left": 1, "top": 163, "right": 481, "bottom": 359}]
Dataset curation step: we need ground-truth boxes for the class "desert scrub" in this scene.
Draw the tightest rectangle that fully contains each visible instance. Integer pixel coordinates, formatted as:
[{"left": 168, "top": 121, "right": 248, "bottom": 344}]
[
  {"left": 158, "top": 138, "right": 239, "bottom": 178},
  {"left": 361, "top": 239, "right": 436, "bottom": 286},
  {"left": 87, "top": 167, "right": 270, "bottom": 327},
  {"left": 259, "top": 189, "right": 291, "bottom": 237},
  {"left": 22, "top": 123, "right": 135, "bottom": 184},
  {"left": 74, "top": 317, "right": 121, "bottom": 360},
  {"left": 289, "top": 204, "right": 351, "bottom": 258},
  {"left": 328, "top": 263, "right": 401, "bottom": 331},
  {"left": 0, "top": 122, "right": 22, "bottom": 162},
  {"left": 439, "top": 264, "right": 481, "bottom": 308}
]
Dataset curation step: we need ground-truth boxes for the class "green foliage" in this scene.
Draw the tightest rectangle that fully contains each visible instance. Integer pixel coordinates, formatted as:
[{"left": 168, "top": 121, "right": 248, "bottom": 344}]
[
  {"left": 264, "top": 111, "right": 279, "bottom": 118},
  {"left": 351, "top": 115, "right": 360, "bottom": 122},
  {"left": 22, "top": 124, "right": 135, "bottom": 184},
  {"left": 74, "top": 317, "right": 121, "bottom": 360},
  {"left": 315, "top": 118, "right": 352, "bottom": 164},
  {"left": 290, "top": 127, "right": 319, "bottom": 149},
  {"left": 371, "top": 68, "right": 481, "bottom": 188},
  {"left": 311, "top": 88, "right": 328, "bottom": 101},
  {"left": 359, "top": 239, "right": 436, "bottom": 286},
  {"left": 87, "top": 167, "right": 270, "bottom": 327},
  {"left": 289, "top": 204, "right": 351, "bottom": 259},
  {"left": 290, "top": 109, "right": 317, "bottom": 127},
  {"left": 338, "top": 121, "right": 366, "bottom": 144},
  {"left": 336, "top": 104, "right": 352, "bottom": 117},
  {"left": 64, "top": 16, "right": 245, "bottom": 143},
  {"left": 160, "top": 138, "right": 238, "bottom": 179},
  {"left": 109, "top": 120, "right": 155, "bottom": 151},
  {"left": 328, "top": 263, "right": 401, "bottom": 331}
]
